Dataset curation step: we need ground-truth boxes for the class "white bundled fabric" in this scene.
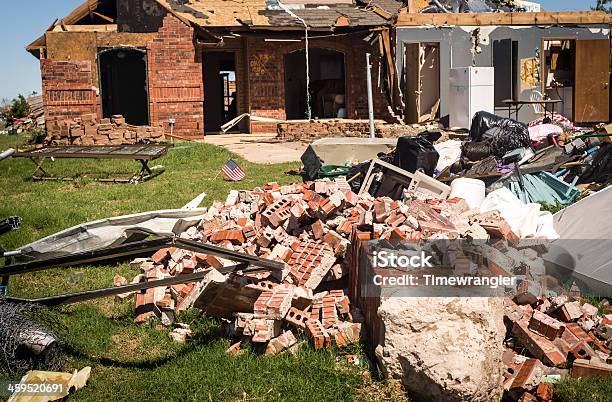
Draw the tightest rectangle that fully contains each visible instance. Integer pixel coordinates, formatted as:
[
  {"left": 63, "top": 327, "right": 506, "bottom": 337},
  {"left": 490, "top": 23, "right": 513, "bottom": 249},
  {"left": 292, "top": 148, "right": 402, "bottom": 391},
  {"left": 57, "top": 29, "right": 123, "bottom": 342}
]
[{"left": 480, "top": 187, "right": 558, "bottom": 240}]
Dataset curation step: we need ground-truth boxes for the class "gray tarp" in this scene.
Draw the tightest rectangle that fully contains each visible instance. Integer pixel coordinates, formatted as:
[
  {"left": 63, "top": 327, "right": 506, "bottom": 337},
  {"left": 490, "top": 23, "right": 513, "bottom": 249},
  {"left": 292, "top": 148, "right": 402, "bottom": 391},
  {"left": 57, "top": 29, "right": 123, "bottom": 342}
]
[
  {"left": 13, "top": 208, "right": 207, "bottom": 260},
  {"left": 543, "top": 186, "right": 612, "bottom": 296}
]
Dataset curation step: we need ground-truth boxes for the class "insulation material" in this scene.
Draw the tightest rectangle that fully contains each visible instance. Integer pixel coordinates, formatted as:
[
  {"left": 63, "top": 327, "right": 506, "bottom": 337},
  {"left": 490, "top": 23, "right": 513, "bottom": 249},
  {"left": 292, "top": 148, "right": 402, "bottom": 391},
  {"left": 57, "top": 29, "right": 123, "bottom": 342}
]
[{"left": 520, "top": 57, "right": 540, "bottom": 90}]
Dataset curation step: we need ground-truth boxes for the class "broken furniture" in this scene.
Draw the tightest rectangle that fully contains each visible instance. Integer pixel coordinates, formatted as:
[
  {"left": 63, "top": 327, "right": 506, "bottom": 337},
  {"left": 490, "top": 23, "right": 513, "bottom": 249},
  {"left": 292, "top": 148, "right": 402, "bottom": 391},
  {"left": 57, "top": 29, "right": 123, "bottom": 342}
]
[
  {"left": 358, "top": 158, "right": 450, "bottom": 199},
  {"left": 13, "top": 144, "right": 173, "bottom": 183},
  {"left": 503, "top": 99, "right": 562, "bottom": 121}
]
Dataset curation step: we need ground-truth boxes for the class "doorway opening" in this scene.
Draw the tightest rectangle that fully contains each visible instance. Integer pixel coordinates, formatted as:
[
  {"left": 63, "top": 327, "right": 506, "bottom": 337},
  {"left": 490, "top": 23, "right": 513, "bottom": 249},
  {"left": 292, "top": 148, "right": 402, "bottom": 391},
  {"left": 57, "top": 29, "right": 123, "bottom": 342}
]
[
  {"left": 403, "top": 43, "right": 440, "bottom": 124},
  {"left": 492, "top": 39, "right": 519, "bottom": 108},
  {"left": 99, "top": 48, "right": 149, "bottom": 125},
  {"left": 542, "top": 39, "right": 575, "bottom": 120},
  {"left": 284, "top": 48, "right": 346, "bottom": 120},
  {"left": 203, "top": 51, "right": 238, "bottom": 133}
]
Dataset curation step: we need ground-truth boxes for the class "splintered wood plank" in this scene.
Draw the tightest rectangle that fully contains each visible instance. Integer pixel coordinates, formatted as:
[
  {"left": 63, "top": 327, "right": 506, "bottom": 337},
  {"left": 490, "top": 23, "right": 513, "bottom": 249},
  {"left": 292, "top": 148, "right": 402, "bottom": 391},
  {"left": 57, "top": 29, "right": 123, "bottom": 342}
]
[{"left": 396, "top": 11, "right": 611, "bottom": 26}]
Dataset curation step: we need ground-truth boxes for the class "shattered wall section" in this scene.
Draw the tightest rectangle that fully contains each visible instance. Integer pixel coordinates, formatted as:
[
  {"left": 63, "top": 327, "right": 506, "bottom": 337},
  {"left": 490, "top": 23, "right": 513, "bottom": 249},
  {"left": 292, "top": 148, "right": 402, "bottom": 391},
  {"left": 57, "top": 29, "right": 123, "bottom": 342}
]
[{"left": 277, "top": 119, "right": 426, "bottom": 141}]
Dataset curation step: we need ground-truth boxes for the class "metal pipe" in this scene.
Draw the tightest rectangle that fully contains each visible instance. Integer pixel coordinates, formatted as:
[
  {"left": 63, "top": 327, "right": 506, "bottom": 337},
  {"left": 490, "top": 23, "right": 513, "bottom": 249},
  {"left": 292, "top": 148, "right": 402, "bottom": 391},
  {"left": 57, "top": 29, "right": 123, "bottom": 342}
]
[
  {"left": 5, "top": 263, "right": 249, "bottom": 306},
  {"left": 432, "top": 0, "right": 451, "bottom": 13},
  {"left": 366, "top": 53, "right": 375, "bottom": 139},
  {"left": 0, "top": 148, "right": 15, "bottom": 162},
  {"left": 1, "top": 236, "right": 284, "bottom": 277}
]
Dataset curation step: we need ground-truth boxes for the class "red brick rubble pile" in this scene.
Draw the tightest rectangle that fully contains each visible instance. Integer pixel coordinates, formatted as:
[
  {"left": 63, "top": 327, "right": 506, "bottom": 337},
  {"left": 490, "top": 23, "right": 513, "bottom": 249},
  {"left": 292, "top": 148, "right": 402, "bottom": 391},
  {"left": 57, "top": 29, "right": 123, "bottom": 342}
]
[
  {"left": 503, "top": 293, "right": 612, "bottom": 401},
  {"left": 114, "top": 178, "right": 612, "bottom": 385},
  {"left": 44, "top": 114, "right": 164, "bottom": 146}
]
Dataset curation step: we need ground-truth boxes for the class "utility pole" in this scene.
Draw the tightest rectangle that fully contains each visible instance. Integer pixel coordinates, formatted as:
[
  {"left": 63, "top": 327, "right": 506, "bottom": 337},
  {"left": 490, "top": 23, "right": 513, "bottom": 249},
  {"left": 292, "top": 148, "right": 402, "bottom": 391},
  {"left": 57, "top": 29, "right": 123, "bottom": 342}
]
[{"left": 366, "top": 53, "right": 375, "bottom": 139}]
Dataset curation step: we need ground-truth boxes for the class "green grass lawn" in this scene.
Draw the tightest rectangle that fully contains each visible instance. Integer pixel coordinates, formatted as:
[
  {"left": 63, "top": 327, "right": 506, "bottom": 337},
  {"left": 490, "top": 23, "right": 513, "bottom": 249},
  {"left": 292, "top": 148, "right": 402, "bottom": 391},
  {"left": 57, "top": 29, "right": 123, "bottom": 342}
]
[{"left": 0, "top": 133, "right": 390, "bottom": 401}]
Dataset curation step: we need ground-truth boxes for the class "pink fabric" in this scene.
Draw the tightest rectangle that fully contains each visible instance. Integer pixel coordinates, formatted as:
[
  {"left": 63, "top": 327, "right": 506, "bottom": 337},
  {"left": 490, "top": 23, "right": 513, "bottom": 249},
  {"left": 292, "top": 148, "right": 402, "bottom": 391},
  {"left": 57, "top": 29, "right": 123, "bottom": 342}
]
[
  {"left": 528, "top": 114, "right": 574, "bottom": 131},
  {"left": 528, "top": 124, "right": 563, "bottom": 142}
]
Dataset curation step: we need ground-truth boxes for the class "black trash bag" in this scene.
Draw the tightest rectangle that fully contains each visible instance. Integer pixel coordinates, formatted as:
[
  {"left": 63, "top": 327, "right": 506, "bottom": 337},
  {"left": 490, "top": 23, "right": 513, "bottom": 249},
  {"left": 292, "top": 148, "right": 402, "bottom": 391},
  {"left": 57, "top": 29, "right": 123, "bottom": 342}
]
[
  {"left": 393, "top": 131, "right": 441, "bottom": 176},
  {"left": 462, "top": 141, "right": 492, "bottom": 162},
  {"left": 469, "top": 111, "right": 531, "bottom": 158},
  {"left": 300, "top": 145, "right": 323, "bottom": 181}
]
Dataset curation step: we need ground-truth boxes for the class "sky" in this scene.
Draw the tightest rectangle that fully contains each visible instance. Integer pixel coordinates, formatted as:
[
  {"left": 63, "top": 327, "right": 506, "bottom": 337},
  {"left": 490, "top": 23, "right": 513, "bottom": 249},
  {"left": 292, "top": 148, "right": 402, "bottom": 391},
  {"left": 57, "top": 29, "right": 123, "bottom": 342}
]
[{"left": 0, "top": 0, "right": 600, "bottom": 101}]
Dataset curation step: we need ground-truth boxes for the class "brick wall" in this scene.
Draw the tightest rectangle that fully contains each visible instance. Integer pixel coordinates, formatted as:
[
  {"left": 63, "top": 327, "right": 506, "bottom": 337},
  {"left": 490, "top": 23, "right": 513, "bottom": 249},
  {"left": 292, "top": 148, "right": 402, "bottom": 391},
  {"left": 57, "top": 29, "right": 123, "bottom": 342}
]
[
  {"left": 41, "top": 60, "right": 97, "bottom": 123},
  {"left": 147, "top": 13, "right": 204, "bottom": 137},
  {"left": 246, "top": 34, "right": 393, "bottom": 134}
]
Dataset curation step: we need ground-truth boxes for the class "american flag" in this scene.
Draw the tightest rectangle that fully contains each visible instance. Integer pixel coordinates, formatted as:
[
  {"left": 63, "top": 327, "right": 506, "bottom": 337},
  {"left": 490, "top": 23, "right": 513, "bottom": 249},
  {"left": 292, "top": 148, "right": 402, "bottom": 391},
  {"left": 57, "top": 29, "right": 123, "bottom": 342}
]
[{"left": 221, "top": 159, "right": 246, "bottom": 181}]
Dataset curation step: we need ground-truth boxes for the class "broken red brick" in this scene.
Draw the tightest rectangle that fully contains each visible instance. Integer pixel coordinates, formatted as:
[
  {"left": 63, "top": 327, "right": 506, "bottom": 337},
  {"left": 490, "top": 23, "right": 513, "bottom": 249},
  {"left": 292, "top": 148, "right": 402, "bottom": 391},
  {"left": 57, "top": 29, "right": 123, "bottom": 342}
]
[
  {"left": 571, "top": 359, "right": 612, "bottom": 378},
  {"left": 113, "top": 274, "right": 127, "bottom": 287},
  {"left": 344, "top": 191, "right": 359, "bottom": 207},
  {"left": 285, "top": 306, "right": 310, "bottom": 329},
  {"left": 254, "top": 285, "right": 294, "bottom": 320},
  {"left": 262, "top": 199, "right": 292, "bottom": 227},
  {"left": 471, "top": 211, "right": 519, "bottom": 241},
  {"left": 210, "top": 229, "right": 245, "bottom": 245},
  {"left": 266, "top": 330, "right": 297, "bottom": 356},
  {"left": 512, "top": 320, "right": 567, "bottom": 367},
  {"left": 322, "top": 230, "right": 343, "bottom": 248},
  {"left": 528, "top": 310, "right": 565, "bottom": 340},
  {"left": 226, "top": 341, "right": 243, "bottom": 355},
  {"left": 151, "top": 248, "right": 170, "bottom": 264},
  {"left": 510, "top": 358, "right": 545, "bottom": 390},
  {"left": 535, "top": 382, "right": 553, "bottom": 401},
  {"left": 311, "top": 219, "right": 325, "bottom": 240},
  {"left": 305, "top": 318, "right": 331, "bottom": 350}
]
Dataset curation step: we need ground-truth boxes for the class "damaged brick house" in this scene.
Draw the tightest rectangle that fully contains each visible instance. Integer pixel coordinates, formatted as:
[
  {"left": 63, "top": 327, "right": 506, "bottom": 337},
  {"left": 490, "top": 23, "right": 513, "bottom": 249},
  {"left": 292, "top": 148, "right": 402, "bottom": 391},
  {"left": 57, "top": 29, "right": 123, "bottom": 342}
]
[{"left": 26, "top": 0, "right": 402, "bottom": 138}]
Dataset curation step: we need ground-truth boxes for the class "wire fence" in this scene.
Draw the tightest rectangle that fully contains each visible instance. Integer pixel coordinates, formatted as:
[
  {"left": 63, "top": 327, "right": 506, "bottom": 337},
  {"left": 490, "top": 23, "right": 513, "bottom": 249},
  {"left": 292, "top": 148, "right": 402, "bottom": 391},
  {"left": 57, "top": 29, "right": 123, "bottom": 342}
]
[{"left": 0, "top": 297, "right": 62, "bottom": 377}]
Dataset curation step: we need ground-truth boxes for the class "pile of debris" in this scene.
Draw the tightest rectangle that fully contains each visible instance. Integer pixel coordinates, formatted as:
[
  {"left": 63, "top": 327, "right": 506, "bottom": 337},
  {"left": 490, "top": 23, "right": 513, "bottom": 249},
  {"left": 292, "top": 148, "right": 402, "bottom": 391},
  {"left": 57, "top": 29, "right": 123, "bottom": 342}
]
[
  {"left": 503, "top": 295, "right": 612, "bottom": 400},
  {"left": 115, "top": 176, "right": 540, "bottom": 356},
  {"left": 4, "top": 95, "right": 45, "bottom": 134},
  {"left": 118, "top": 179, "right": 374, "bottom": 354},
  {"left": 44, "top": 114, "right": 165, "bottom": 146},
  {"left": 431, "top": 111, "right": 612, "bottom": 206}
]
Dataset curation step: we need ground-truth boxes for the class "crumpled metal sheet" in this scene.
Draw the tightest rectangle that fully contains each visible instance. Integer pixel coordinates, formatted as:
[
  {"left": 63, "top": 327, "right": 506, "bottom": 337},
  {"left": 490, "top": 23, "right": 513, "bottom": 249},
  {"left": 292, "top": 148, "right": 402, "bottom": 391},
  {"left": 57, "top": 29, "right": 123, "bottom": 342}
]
[{"left": 13, "top": 208, "right": 208, "bottom": 261}]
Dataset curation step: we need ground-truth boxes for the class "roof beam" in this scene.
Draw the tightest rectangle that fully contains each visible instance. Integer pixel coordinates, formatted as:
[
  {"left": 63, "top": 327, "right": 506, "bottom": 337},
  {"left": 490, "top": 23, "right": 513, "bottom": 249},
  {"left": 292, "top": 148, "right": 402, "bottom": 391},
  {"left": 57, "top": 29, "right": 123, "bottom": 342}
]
[{"left": 395, "top": 10, "right": 612, "bottom": 26}]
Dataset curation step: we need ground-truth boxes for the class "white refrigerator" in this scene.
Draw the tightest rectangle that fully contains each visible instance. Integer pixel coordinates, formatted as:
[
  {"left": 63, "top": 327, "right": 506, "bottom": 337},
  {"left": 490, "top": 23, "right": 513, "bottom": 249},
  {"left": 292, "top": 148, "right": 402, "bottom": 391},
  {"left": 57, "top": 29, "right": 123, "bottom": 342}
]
[{"left": 449, "top": 67, "right": 495, "bottom": 129}]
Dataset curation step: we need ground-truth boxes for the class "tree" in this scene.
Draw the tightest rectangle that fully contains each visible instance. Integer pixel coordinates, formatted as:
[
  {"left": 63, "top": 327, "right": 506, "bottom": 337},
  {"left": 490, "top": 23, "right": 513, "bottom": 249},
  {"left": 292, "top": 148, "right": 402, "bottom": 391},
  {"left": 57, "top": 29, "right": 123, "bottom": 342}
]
[
  {"left": 594, "top": 0, "right": 612, "bottom": 13},
  {"left": 8, "top": 95, "right": 29, "bottom": 120}
]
